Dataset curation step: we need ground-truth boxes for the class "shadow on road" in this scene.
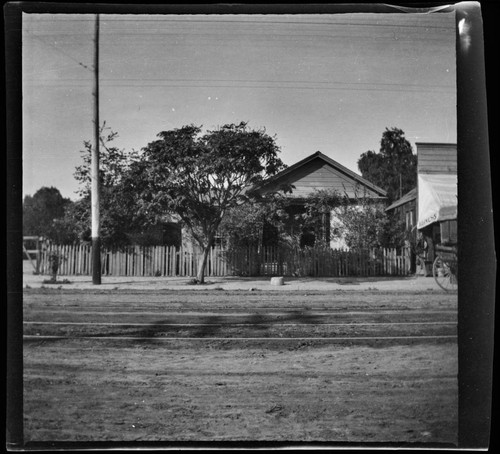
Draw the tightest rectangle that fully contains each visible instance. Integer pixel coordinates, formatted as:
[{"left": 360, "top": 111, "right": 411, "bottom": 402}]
[{"left": 85, "top": 310, "right": 326, "bottom": 339}]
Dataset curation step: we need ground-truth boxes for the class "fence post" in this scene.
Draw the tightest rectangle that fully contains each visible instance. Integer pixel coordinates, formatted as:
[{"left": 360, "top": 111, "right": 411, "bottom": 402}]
[
  {"left": 69, "top": 245, "right": 73, "bottom": 275},
  {"left": 118, "top": 249, "right": 123, "bottom": 276},
  {"left": 209, "top": 247, "right": 213, "bottom": 277},
  {"left": 125, "top": 247, "right": 129, "bottom": 276},
  {"left": 62, "top": 245, "right": 67, "bottom": 275}
]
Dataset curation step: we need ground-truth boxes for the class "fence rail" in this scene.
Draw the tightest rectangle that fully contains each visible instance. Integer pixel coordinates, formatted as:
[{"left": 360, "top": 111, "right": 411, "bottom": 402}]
[{"left": 37, "top": 244, "right": 412, "bottom": 278}]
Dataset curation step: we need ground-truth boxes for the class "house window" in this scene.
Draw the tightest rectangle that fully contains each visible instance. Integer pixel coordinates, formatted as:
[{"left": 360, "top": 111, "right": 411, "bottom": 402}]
[{"left": 440, "top": 220, "right": 457, "bottom": 245}]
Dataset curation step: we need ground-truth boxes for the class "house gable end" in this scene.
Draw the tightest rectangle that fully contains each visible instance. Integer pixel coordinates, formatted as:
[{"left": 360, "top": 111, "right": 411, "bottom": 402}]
[{"left": 259, "top": 152, "right": 386, "bottom": 199}]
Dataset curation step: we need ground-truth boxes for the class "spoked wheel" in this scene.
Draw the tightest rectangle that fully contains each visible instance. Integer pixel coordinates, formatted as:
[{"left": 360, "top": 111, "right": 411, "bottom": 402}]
[{"left": 433, "top": 256, "right": 458, "bottom": 292}]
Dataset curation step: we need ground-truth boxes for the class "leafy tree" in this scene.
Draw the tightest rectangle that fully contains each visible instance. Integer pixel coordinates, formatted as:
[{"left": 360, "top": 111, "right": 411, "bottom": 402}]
[
  {"left": 218, "top": 192, "right": 296, "bottom": 250},
  {"left": 358, "top": 127, "right": 417, "bottom": 203},
  {"left": 57, "top": 198, "right": 95, "bottom": 244},
  {"left": 135, "top": 122, "right": 287, "bottom": 283},
  {"left": 68, "top": 123, "right": 147, "bottom": 248},
  {"left": 332, "top": 191, "right": 406, "bottom": 250},
  {"left": 219, "top": 199, "right": 275, "bottom": 249},
  {"left": 73, "top": 123, "right": 133, "bottom": 197},
  {"left": 23, "top": 186, "right": 75, "bottom": 243}
]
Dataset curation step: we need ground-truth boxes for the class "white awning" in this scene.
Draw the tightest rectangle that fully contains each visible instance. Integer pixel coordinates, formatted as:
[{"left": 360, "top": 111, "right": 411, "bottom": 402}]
[{"left": 417, "top": 173, "right": 457, "bottom": 229}]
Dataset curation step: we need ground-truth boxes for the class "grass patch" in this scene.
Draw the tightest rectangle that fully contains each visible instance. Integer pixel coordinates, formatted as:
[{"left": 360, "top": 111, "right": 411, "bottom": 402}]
[
  {"left": 42, "top": 278, "right": 72, "bottom": 285},
  {"left": 185, "top": 278, "right": 220, "bottom": 286}
]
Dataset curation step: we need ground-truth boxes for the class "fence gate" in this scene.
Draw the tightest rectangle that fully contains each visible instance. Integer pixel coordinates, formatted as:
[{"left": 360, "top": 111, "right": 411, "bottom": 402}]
[{"left": 23, "top": 236, "right": 42, "bottom": 274}]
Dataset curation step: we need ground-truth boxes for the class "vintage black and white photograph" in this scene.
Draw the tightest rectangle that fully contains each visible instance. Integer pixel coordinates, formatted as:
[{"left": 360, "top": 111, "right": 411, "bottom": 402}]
[{"left": 6, "top": 1, "right": 494, "bottom": 450}]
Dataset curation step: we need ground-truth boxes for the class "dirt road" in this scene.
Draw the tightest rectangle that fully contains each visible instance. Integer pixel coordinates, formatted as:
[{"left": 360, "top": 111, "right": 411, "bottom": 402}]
[{"left": 23, "top": 289, "right": 458, "bottom": 446}]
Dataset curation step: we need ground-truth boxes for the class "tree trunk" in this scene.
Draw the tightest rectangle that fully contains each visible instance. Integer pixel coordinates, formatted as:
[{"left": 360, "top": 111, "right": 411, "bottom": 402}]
[
  {"left": 50, "top": 255, "right": 59, "bottom": 282},
  {"left": 196, "top": 244, "right": 212, "bottom": 284},
  {"left": 51, "top": 265, "right": 58, "bottom": 282}
]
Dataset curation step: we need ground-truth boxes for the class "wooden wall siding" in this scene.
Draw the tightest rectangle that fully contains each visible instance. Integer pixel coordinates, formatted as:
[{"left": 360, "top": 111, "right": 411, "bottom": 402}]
[
  {"left": 261, "top": 157, "right": 383, "bottom": 199},
  {"left": 38, "top": 243, "right": 411, "bottom": 278},
  {"left": 416, "top": 143, "right": 457, "bottom": 174}
]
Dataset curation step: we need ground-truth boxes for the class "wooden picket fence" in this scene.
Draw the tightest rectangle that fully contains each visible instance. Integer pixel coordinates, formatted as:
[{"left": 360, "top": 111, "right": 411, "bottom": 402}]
[
  {"left": 226, "top": 245, "right": 411, "bottom": 277},
  {"left": 38, "top": 243, "right": 411, "bottom": 278}
]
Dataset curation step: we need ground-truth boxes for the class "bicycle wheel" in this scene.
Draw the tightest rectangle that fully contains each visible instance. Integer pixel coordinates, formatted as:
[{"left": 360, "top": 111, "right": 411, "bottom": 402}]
[{"left": 433, "top": 256, "right": 458, "bottom": 291}]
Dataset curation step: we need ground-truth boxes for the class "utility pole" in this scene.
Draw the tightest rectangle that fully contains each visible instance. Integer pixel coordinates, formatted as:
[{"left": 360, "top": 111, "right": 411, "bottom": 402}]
[{"left": 92, "top": 13, "right": 101, "bottom": 285}]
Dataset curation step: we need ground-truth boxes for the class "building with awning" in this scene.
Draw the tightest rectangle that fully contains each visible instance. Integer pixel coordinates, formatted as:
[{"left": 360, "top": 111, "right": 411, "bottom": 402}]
[
  {"left": 415, "top": 142, "right": 457, "bottom": 267},
  {"left": 387, "top": 143, "right": 457, "bottom": 274},
  {"left": 417, "top": 173, "right": 457, "bottom": 229}
]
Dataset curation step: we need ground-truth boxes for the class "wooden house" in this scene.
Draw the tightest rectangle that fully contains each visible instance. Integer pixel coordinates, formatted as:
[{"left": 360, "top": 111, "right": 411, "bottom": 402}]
[
  {"left": 384, "top": 187, "right": 418, "bottom": 272},
  {"left": 415, "top": 142, "right": 457, "bottom": 174},
  {"left": 255, "top": 151, "right": 387, "bottom": 248},
  {"left": 385, "top": 187, "right": 417, "bottom": 234}
]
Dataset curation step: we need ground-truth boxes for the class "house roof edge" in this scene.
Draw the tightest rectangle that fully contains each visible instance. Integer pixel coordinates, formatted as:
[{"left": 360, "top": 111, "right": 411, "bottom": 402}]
[{"left": 260, "top": 151, "right": 387, "bottom": 197}]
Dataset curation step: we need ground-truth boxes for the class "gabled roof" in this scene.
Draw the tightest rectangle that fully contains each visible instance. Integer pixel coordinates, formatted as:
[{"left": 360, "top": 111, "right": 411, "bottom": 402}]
[
  {"left": 385, "top": 187, "right": 417, "bottom": 212},
  {"left": 258, "top": 151, "right": 387, "bottom": 198}
]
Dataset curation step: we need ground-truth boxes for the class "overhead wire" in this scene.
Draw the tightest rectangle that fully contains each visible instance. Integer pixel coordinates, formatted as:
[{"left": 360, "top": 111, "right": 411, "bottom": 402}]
[
  {"left": 22, "top": 18, "right": 456, "bottom": 95},
  {"left": 25, "top": 32, "right": 93, "bottom": 72},
  {"left": 24, "top": 78, "right": 455, "bottom": 94},
  {"left": 24, "top": 16, "right": 456, "bottom": 28}
]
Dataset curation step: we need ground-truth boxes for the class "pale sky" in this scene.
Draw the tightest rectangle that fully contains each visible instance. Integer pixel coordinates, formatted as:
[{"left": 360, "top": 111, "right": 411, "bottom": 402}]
[{"left": 22, "top": 11, "right": 457, "bottom": 201}]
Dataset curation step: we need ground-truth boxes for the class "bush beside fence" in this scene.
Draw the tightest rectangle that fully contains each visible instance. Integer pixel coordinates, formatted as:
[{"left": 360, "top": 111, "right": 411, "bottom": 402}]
[{"left": 38, "top": 243, "right": 411, "bottom": 278}]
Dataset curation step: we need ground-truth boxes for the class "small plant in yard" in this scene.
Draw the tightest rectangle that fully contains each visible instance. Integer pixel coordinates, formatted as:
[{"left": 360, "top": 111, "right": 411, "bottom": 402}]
[
  {"left": 42, "top": 251, "right": 72, "bottom": 284},
  {"left": 186, "top": 278, "right": 216, "bottom": 286},
  {"left": 49, "top": 251, "right": 62, "bottom": 280}
]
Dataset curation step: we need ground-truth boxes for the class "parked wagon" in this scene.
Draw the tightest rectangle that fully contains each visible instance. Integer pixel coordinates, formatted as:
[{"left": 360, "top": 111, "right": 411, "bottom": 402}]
[{"left": 432, "top": 224, "right": 458, "bottom": 292}]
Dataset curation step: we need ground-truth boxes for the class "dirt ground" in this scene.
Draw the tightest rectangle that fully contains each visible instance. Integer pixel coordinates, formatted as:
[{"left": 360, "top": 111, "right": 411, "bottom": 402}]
[
  {"left": 22, "top": 288, "right": 458, "bottom": 446},
  {"left": 22, "top": 259, "right": 444, "bottom": 293}
]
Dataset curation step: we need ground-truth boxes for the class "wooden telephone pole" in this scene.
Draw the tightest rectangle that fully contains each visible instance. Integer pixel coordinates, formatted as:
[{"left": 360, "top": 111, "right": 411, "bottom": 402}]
[{"left": 92, "top": 13, "right": 101, "bottom": 284}]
